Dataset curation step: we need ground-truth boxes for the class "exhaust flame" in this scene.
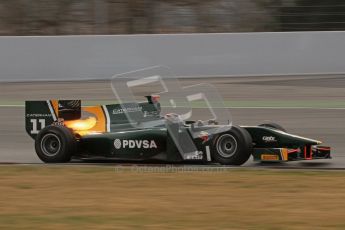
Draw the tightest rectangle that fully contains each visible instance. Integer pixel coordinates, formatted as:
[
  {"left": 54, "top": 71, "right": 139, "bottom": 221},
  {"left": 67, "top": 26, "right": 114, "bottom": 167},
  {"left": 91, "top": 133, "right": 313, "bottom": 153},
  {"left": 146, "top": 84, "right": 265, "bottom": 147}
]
[{"left": 65, "top": 117, "right": 97, "bottom": 131}]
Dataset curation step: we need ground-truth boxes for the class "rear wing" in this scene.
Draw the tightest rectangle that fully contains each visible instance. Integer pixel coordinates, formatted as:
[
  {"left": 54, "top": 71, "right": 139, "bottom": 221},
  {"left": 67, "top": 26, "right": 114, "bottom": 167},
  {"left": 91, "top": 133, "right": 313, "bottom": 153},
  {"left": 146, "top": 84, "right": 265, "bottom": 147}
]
[
  {"left": 25, "top": 100, "right": 81, "bottom": 139},
  {"left": 25, "top": 97, "right": 161, "bottom": 139}
]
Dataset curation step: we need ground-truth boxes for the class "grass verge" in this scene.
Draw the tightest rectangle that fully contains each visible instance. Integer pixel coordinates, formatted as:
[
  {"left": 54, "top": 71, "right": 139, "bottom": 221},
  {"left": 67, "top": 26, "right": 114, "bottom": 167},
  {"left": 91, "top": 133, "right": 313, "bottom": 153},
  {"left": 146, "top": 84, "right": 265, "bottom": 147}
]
[{"left": 1, "top": 166, "right": 345, "bottom": 229}]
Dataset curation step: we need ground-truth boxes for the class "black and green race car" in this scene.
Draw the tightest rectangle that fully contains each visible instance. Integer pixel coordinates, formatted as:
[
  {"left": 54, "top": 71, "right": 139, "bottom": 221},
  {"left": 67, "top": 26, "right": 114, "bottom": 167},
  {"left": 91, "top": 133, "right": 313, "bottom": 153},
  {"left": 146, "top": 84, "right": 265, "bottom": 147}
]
[{"left": 25, "top": 96, "right": 331, "bottom": 165}]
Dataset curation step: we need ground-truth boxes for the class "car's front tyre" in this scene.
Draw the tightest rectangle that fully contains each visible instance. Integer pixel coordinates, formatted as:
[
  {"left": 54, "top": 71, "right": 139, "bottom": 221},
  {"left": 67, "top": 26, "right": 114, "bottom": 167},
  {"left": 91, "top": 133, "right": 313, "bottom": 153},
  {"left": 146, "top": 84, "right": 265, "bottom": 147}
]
[{"left": 211, "top": 126, "right": 253, "bottom": 165}]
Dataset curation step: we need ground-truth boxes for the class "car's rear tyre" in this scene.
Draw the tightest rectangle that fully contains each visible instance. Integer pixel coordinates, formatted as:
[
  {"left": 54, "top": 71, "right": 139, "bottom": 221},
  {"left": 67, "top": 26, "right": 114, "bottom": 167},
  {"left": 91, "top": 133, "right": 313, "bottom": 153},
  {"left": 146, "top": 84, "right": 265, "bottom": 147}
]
[
  {"left": 259, "top": 122, "right": 286, "bottom": 132},
  {"left": 35, "top": 125, "right": 76, "bottom": 163},
  {"left": 211, "top": 126, "right": 253, "bottom": 165}
]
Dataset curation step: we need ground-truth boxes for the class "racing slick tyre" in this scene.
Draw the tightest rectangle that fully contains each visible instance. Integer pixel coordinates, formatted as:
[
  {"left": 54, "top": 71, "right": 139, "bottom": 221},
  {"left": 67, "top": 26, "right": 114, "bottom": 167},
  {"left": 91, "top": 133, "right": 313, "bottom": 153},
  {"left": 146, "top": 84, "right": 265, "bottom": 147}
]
[
  {"left": 259, "top": 122, "right": 286, "bottom": 132},
  {"left": 211, "top": 126, "right": 253, "bottom": 165},
  {"left": 35, "top": 125, "right": 76, "bottom": 163}
]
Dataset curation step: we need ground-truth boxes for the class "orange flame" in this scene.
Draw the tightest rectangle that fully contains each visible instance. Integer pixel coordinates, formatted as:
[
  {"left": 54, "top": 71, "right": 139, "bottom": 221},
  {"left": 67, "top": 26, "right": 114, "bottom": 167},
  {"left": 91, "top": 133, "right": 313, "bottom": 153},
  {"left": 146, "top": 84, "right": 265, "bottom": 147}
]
[{"left": 65, "top": 117, "right": 97, "bottom": 131}]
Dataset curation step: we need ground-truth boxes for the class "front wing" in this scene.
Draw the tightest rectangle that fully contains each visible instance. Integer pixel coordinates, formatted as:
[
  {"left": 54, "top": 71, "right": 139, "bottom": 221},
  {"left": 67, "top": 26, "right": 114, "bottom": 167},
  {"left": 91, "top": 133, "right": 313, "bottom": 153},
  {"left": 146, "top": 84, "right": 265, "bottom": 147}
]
[{"left": 253, "top": 146, "right": 331, "bottom": 162}]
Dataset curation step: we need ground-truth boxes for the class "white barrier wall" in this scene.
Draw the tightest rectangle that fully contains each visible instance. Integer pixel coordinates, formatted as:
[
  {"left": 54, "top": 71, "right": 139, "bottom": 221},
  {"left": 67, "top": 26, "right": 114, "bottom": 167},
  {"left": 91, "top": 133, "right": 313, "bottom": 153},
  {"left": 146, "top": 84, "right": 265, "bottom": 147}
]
[{"left": 1, "top": 32, "right": 345, "bottom": 81}]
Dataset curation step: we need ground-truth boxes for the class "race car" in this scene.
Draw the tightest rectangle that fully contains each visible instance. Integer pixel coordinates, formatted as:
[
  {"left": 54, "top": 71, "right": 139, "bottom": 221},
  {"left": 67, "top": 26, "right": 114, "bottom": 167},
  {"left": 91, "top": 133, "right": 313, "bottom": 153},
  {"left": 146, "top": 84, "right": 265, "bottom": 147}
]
[{"left": 25, "top": 96, "right": 331, "bottom": 165}]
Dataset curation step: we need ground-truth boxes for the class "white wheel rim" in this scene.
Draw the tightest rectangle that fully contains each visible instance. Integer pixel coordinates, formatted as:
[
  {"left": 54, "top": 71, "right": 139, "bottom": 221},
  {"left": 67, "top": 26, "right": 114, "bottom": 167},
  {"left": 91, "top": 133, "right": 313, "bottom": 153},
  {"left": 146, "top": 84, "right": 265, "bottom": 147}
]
[
  {"left": 41, "top": 133, "right": 61, "bottom": 157},
  {"left": 216, "top": 134, "right": 238, "bottom": 158}
]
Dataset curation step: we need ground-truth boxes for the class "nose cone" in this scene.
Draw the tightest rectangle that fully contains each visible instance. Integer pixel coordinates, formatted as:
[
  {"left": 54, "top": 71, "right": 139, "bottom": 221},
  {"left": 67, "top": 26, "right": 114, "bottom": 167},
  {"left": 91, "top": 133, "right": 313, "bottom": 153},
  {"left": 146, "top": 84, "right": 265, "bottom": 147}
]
[{"left": 273, "top": 129, "right": 322, "bottom": 146}]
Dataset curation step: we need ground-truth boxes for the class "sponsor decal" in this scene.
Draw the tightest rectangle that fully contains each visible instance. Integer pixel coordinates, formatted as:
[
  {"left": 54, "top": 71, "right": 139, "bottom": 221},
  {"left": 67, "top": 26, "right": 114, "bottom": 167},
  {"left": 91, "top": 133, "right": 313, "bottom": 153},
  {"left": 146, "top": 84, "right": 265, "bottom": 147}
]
[
  {"left": 185, "top": 151, "right": 203, "bottom": 160},
  {"left": 262, "top": 136, "right": 277, "bottom": 142},
  {"left": 53, "top": 119, "right": 65, "bottom": 126},
  {"left": 26, "top": 113, "right": 52, "bottom": 118},
  {"left": 114, "top": 139, "right": 122, "bottom": 149},
  {"left": 112, "top": 106, "right": 142, "bottom": 114},
  {"left": 114, "top": 139, "right": 157, "bottom": 149},
  {"left": 143, "top": 110, "right": 159, "bottom": 117},
  {"left": 261, "top": 154, "right": 279, "bottom": 161}
]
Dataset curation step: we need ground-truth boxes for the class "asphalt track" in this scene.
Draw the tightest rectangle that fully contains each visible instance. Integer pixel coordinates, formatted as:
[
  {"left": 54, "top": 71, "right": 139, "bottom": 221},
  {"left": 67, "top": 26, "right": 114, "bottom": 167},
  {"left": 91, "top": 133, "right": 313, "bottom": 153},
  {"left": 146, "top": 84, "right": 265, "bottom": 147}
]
[{"left": 0, "top": 75, "right": 344, "bottom": 168}]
